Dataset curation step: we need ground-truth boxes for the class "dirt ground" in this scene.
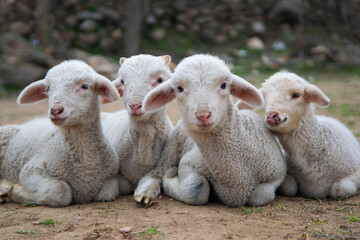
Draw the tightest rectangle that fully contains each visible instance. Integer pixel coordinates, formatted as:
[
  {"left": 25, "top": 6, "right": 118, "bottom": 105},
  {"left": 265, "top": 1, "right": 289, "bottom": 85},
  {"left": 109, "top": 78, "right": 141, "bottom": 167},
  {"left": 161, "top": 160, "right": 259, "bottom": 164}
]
[{"left": 1, "top": 77, "right": 360, "bottom": 240}]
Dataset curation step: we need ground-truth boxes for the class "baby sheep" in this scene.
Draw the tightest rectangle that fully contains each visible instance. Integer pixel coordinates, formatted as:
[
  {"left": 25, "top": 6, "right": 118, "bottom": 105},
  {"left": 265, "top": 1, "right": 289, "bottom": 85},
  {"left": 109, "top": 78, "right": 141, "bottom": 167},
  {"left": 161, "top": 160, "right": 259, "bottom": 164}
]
[
  {"left": 102, "top": 54, "right": 174, "bottom": 195},
  {"left": 0, "top": 60, "right": 121, "bottom": 206},
  {"left": 260, "top": 72, "right": 360, "bottom": 199},
  {"left": 138, "top": 54, "right": 286, "bottom": 207}
]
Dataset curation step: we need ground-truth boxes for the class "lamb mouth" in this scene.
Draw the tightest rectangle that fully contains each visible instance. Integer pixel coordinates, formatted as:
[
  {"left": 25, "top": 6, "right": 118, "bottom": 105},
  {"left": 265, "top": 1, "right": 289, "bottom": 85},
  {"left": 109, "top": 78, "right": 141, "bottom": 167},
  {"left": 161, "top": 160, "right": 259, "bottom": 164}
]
[
  {"left": 50, "top": 117, "right": 68, "bottom": 124},
  {"left": 196, "top": 123, "right": 213, "bottom": 129},
  {"left": 266, "top": 117, "right": 287, "bottom": 127},
  {"left": 132, "top": 113, "right": 144, "bottom": 117}
]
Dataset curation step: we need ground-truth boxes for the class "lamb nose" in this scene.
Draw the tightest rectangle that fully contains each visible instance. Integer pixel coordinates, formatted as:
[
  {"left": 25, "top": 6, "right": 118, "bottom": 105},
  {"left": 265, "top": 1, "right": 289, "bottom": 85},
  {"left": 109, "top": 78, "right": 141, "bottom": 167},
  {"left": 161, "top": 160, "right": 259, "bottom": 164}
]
[
  {"left": 130, "top": 103, "right": 142, "bottom": 111},
  {"left": 267, "top": 112, "right": 279, "bottom": 119},
  {"left": 51, "top": 106, "right": 64, "bottom": 116},
  {"left": 195, "top": 111, "right": 211, "bottom": 121}
]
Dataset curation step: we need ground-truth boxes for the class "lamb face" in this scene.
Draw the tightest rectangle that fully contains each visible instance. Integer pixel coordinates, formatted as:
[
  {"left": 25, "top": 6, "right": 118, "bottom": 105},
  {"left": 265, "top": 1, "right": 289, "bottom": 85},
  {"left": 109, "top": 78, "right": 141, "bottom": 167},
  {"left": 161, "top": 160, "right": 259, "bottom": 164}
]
[
  {"left": 113, "top": 54, "right": 172, "bottom": 121},
  {"left": 261, "top": 72, "right": 330, "bottom": 133},
  {"left": 144, "top": 54, "right": 264, "bottom": 133},
  {"left": 17, "top": 60, "right": 119, "bottom": 127}
]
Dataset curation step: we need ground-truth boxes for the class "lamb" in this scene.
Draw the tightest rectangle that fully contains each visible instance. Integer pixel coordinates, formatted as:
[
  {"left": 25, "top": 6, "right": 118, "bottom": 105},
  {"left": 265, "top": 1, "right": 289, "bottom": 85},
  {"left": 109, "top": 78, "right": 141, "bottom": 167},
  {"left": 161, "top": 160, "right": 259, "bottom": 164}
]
[
  {"left": 0, "top": 60, "right": 122, "bottom": 206},
  {"left": 136, "top": 54, "right": 286, "bottom": 207},
  {"left": 101, "top": 54, "right": 174, "bottom": 196},
  {"left": 259, "top": 72, "right": 360, "bottom": 199}
]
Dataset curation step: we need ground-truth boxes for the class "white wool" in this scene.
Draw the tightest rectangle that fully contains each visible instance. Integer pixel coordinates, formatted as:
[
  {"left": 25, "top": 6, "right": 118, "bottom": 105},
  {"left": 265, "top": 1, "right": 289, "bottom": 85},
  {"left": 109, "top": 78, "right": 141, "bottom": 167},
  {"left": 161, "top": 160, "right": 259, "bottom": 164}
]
[
  {"left": 102, "top": 54, "right": 174, "bottom": 194},
  {"left": 136, "top": 54, "right": 286, "bottom": 207},
  {"left": 261, "top": 72, "right": 360, "bottom": 198},
  {"left": 0, "top": 60, "right": 121, "bottom": 206}
]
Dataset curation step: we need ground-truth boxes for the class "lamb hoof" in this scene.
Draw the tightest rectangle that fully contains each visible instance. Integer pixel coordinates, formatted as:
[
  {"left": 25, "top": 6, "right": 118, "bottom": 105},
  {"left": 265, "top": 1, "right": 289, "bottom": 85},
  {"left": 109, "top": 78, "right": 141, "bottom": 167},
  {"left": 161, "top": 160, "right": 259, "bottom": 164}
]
[
  {"left": 134, "top": 195, "right": 144, "bottom": 203},
  {"left": 0, "top": 179, "right": 14, "bottom": 197}
]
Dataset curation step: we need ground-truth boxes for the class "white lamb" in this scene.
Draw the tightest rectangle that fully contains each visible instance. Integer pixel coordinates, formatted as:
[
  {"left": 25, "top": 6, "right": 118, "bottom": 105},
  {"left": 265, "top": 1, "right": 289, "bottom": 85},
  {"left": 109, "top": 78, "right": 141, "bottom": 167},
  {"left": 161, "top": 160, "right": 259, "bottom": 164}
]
[
  {"left": 101, "top": 54, "right": 174, "bottom": 196},
  {"left": 260, "top": 72, "right": 360, "bottom": 199},
  {"left": 0, "top": 60, "right": 121, "bottom": 207},
  {"left": 136, "top": 54, "right": 286, "bottom": 207}
]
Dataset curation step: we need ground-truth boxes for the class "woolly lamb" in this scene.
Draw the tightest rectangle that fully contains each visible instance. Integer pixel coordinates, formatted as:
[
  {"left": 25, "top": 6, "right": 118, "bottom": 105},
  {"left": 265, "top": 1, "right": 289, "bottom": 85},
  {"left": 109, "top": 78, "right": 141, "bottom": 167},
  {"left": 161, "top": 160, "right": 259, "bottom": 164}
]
[
  {"left": 260, "top": 72, "right": 360, "bottom": 199},
  {"left": 138, "top": 54, "right": 286, "bottom": 207},
  {"left": 101, "top": 54, "right": 174, "bottom": 197},
  {"left": 0, "top": 60, "right": 121, "bottom": 206}
]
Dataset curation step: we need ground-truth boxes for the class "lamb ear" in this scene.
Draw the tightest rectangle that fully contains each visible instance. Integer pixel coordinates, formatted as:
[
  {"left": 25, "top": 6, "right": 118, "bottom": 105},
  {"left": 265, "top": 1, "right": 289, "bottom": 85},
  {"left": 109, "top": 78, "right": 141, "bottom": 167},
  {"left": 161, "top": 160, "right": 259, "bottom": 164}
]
[
  {"left": 304, "top": 84, "right": 330, "bottom": 107},
  {"left": 119, "top": 57, "right": 127, "bottom": 65},
  {"left": 95, "top": 75, "right": 120, "bottom": 103},
  {"left": 143, "top": 80, "right": 175, "bottom": 112},
  {"left": 230, "top": 74, "right": 264, "bottom": 108},
  {"left": 236, "top": 99, "right": 256, "bottom": 110},
  {"left": 161, "top": 55, "right": 171, "bottom": 66},
  {"left": 112, "top": 78, "right": 124, "bottom": 97},
  {"left": 17, "top": 79, "right": 48, "bottom": 105}
]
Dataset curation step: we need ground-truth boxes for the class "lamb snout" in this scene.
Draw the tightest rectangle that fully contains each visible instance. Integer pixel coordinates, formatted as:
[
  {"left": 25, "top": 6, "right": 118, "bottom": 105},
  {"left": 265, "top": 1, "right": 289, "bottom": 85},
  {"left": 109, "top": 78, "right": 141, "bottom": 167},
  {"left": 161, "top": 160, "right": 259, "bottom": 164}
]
[
  {"left": 266, "top": 112, "right": 287, "bottom": 127},
  {"left": 195, "top": 111, "right": 212, "bottom": 122},
  {"left": 50, "top": 104, "right": 65, "bottom": 119},
  {"left": 129, "top": 103, "right": 142, "bottom": 112}
]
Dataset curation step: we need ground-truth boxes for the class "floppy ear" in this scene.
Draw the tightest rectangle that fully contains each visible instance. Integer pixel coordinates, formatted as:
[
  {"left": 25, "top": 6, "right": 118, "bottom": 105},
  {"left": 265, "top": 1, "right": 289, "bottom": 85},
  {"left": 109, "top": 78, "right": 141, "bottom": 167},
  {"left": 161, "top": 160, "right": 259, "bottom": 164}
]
[
  {"left": 143, "top": 80, "right": 175, "bottom": 112},
  {"left": 17, "top": 79, "right": 48, "bottom": 104},
  {"left": 236, "top": 99, "right": 256, "bottom": 110},
  {"left": 112, "top": 78, "right": 124, "bottom": 97},
  {"left": 95, "top": 75, "right": 120, "bottom": 103},
  {"left": 230, "top": 74, "right": 264, "bottom": 108},
  {"left": 161, "top": 55, "right": 171, "bottom": 66},
  {"left": 304, "top": 84, "right": 330, "bottom": 107}
]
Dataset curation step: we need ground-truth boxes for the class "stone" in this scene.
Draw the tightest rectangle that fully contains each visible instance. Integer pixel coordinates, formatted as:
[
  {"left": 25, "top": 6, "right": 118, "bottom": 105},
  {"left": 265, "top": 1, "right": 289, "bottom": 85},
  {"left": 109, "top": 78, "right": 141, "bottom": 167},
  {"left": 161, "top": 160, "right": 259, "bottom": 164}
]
[
  {"left": 251, "top": 20, "right": 266, "bottom": 34},
  {"left": 10, "top": 21, "right": 31, "bottom": 35},
  {"left": 145, "top": 14, "right": 157, "bottom": 25},
  {"left": 311, "top": 45, "right": 335, "bottom": 61},
  {"left": 78, "top": 33, "right": 99, "bottom": 45},
  {"left": 215, "top": 34, "right": 227, "bottom": 44},
  {"left": 99, "top": 38, "right": 116, "bottom": 52},
  {"left": 77, "top": 10, "right": 104, "bottom": 21},
  {"left": 87, "top": 55, "right": 117, "bottom": 79},
  {"left": 0, "top": 62, "right": 47, "bottom": 88},
  {"left": 111, "top": 29, "right": 122, "bottom": 39},
  {"left": 272, "top": 40, "right": 286, "bottom": 51},
  {"left": 98, "top": 7, "right": 120, "bottom": 21},
  {"left": 65, "top": 15, "right": 78, "bottom": 27},
  {"left": 153, "top": 7, "right": 165, "bottom": 17},
  {"left": 150, "top": 28, "right": 166, "bottom": 40},
  {"left": 246, "top": 37, "right": 265, "bottom": 50},
  {"left": 79, "top": 20, "right": 98, "bottom": 32},
  {"left": 66, "top": 48, "right": 91, "bottom": 62},
  {"left": 0, "top": 33, "right": 29, "bottom": 52},
  {"left": 23, "top": 49, "right": 54, "bottom": 68}
]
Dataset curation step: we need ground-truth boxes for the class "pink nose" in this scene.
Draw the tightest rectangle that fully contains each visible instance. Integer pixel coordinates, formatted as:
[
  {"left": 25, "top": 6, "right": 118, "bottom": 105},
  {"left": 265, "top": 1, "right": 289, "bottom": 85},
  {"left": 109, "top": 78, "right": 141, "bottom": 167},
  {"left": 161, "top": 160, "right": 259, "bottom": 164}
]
[
  {"left": 266, "top": 112, "right": 279, "bottom": 119},
  {"left": 195, "top": 112, "right": 211, "bottom": 122},
  {"left": 129, "top": 103, "right": 142, "bottom": 112},
  {"left": 266, "top": 112, "right": 282, "bottom": 125},
  {"left": 50, "top": 106, "right": 64, "bottom": 116}
]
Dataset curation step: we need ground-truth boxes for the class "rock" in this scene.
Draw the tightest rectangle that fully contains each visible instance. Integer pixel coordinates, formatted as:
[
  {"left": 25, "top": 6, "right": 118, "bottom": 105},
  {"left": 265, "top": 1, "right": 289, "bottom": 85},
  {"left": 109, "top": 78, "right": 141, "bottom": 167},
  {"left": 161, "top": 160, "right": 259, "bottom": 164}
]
[
  {"left": 99, "top": 38, "right": 116, "bottom": 52},
  {"left": 311, "top": 45, "right": 335, "bottom": 61},
  {"left": 66, "top": 48, "right": 91, "bottom": 62},
  {"left": 145, "top": 14, "right": 157, "bottom": 25},
  {"left": 268, "top": 0, "right": 302, "bottom": 26},
  {"left": 176, "top": 24, "right": 186, "bottom": 32},
  {"left": 0, "top": 33, "right": 29, "bottom": 52},
  {"left": 195, "top": 15, "right": 213, "bottom": 25},
  {"left": 153, "top": 7, "right": 165, "bottom": 17},
  {"left": 111, "top": 29, "right": 122, "bottom": 39},
  {"left": 98, "top": 7, "right": 120, "bottom": 21},
  {"left": 0, "top": 62, "right": 47, "bottom": 87},
  {"left": 78, "top": 33, "right": 99, "bottom": 45},
  {"left": 23, "top": 49, "right": 54, "bottom": 68},
  {"left": 251, "top": 20, "right": 266, "bottom": 34},
  {"left": 261, "top": 55, "right": 279, "bottom": 69},
  {"left": 201, "top": 28, "right": 217, "bottom": 42},
  {"left": 215, "top": 34, "right": 227, "bottom": 44},
  {"left": 77, "top": 10, "right": 104, "bottom": 21},
  {"left": 119, "top": 227, "right": 132, "bottom": 233},
  {"left": 87, "top": 55, "right": 117, "bottom": 79},
  {"left": 150, "top": 28, "right": 166, "bottom": 40},
  {"left": 10, "top": 21, "right": 31, "bottom": 35},
  {"left": 79, "top": 20, "right": 98, "bottom": 32},
  {"left": 246, "top": 37, "right": 265, "bottom": 50},
  {"left": 65, "top": 15, "right": 78, "bottom": 27},
  {"left": 272, "top": 40, "right": 286, "bottom": 51}
]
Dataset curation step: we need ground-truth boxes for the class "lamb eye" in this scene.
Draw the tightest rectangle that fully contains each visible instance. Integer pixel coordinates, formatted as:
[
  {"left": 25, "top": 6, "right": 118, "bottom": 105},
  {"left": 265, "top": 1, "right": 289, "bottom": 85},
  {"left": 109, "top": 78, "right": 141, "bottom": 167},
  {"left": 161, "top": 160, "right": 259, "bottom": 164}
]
[
  {"left": 157, "top": 77, "right": 163, "bottom": 84},
  {"left": 177, "top": 86, "right": 184, "bottom": 93},
  {"left": 81, "top": 84, "right": 89, "bottom": 90},
  {"left": 121, "top": 80, "right": 124, "bottom": 84},
  {"left": 292, "top": 93, "right": 300, "bottom": 99},
  {"left": 220, "top": 82, "right": 227, "bottom": 89}
]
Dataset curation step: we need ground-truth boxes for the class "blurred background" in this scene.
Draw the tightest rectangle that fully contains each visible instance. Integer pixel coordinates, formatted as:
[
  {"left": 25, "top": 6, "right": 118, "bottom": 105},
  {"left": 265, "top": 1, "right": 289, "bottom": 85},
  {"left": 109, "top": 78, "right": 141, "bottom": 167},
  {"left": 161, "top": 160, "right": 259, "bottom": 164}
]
[{"left": 0, "top": 0, "right": 359, "bottom": 137}]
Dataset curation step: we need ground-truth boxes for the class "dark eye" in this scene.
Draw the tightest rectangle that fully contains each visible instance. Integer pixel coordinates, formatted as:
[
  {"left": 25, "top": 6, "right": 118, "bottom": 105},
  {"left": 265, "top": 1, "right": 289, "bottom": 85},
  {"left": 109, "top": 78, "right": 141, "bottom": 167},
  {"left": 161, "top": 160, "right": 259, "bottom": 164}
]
[
  {"left": 177, "top": 86, "right": 184, "bottom": 93},
  {"left": 81, "top": 84, "right": 89, "bottom": 90},
  {"left": 292, "top": 93, "right": 300, "bottom": 99},
  {"left": 157, "top": 77, "right": 163, "bottom": 84},
  {"left": 121, "top": 80, "right": 124, "bottom": 84},
  {"left": 220, "top": 82, "right": 227, "bottom": 89}
]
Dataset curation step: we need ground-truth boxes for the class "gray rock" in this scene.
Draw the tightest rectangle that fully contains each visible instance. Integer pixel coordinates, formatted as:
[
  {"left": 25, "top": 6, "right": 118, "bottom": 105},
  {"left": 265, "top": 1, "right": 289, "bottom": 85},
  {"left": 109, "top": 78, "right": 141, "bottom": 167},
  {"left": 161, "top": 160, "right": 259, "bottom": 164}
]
[
  {"left": 22, "top": 49, "right": 54, "bottom": 68},
  {"left": 10, "top": 21, "right": 31, "bottom": 35},
  {"left": 0, "top": 62, "right": 47, "bottom": 88},
  {"left": 87, "top": 55, "right": 117, "bottom": 79},
  {"left": 111, "top": 29, "right": 122, "bottom": 39},
  {"left": 65, "top": 15, "right": 78, "bottom": 27},
  {"left": 98, "top": 7, "right": 120, "bottom": 21},
  {"left": 215, "top": 34, "right": 227, "bottom": 44},
  {"left": 79, "top": 20, "right": 98, "bottom": 32},
  {"left": 99, "top": 38, "right": 116, "bottom": 52},
  {"left": 0, "top": 33, "right": 29, "bottom": 52},
  {"left": 145, "top": 14, "right": 157, "bottom": 25},
  {"left": 150, "top": 28, "right": 166, "bottom": 40},
  {"left": 272, "top": 40, "right": 286, "bottom": 51},
  {"left": 78, "top": 33, "right": 98, "bottom": 45},
  {"left": 195, "top": 15, "right": 213, "bottom": 25},
  {"left": 77, "top": 10, "right": 104, "bottom": 21},
  {"left": 251, "top": 20, "right": 266, "bottom": 34},
  {"left": 66, "top": 48, "right": 91, "bottom": 62},
  {"left": 153, "top": 7, "right": 165, "bottom": 17}
]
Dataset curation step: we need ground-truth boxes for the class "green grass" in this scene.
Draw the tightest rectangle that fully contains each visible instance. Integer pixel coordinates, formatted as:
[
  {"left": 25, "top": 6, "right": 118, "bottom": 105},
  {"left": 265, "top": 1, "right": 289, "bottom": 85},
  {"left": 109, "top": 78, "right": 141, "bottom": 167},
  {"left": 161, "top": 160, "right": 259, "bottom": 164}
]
[
  {"left": 241, "top": 206, "right": 261, "bottom": 215},
  {"left": 15, "top": 230, "right": 36, "bottom": 235},
  {"left": 137, "top": 226, "right": 162, "bottom": 239}
]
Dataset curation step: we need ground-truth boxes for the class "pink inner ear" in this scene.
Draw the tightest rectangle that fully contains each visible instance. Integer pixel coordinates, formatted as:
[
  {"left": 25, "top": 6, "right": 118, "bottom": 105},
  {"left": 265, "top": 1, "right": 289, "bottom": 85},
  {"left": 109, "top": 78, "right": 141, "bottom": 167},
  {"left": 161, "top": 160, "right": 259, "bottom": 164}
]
[
  {"left": 145, "top": 88, "right": 175, "bottom": 112},
  {"left": 18, "top": 83, "right": 48, "bottom": 104},
  {"left": 230, "top": 86, "right": 263, "bottom": 107}
]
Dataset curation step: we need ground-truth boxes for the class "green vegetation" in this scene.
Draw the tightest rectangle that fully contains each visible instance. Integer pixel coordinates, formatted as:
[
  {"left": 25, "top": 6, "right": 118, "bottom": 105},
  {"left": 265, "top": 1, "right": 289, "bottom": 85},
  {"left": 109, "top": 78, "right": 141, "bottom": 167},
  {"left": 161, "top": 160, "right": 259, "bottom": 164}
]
[{"left": 137, "top": 226, "right": 162, "bottom": 239}]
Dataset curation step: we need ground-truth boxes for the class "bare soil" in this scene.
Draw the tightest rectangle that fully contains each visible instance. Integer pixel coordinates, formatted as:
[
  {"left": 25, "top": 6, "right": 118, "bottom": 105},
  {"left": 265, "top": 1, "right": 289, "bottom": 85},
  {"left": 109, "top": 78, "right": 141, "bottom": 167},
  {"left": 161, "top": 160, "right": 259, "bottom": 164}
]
[{"left": 1, "top": 78, "right": 360, "bottom": 240}]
